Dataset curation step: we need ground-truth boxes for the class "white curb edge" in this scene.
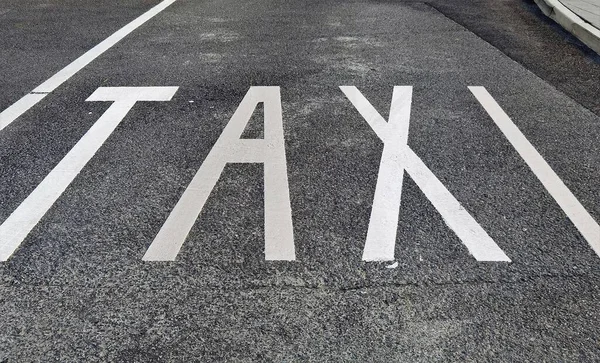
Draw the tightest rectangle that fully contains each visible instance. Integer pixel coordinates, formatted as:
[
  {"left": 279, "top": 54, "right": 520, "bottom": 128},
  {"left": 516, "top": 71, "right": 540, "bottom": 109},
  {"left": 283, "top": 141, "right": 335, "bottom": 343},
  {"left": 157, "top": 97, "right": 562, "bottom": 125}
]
[{"left": 534, "top": 0, "right": 600, "bottom": 55}]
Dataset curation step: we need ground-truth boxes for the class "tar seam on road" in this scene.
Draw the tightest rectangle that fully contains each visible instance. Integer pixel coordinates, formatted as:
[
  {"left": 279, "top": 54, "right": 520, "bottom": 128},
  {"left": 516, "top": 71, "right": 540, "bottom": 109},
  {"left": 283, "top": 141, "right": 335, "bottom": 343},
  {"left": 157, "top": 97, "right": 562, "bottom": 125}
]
[
  {"left": 470, "top": 86, "right": 600, "bottom": 257},
  {"left": 0, "top": 0, "right": 178, "bottom": 132}
]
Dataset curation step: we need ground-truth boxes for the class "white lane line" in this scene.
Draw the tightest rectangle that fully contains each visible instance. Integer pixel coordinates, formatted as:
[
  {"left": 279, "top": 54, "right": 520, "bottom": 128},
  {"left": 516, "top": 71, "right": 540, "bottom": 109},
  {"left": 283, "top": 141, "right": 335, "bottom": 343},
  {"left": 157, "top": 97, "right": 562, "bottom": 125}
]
[
  {"left": 144, "top": 86, "right": 295, "bottom": 261},
  {"left": 0, "top": 94, "right": 48, "bottom": 131},
  {"left": 0, "top": 0, "right": 178, "bottom": 132},
  {"left": 0, "top": 87, "right": 178, "bottom": 261},
  {"left": 470, "top": 86, "right": 600, "bottom": 257},
  {"left": 340, "top": 86, "right": 510, "bottom": 262}
]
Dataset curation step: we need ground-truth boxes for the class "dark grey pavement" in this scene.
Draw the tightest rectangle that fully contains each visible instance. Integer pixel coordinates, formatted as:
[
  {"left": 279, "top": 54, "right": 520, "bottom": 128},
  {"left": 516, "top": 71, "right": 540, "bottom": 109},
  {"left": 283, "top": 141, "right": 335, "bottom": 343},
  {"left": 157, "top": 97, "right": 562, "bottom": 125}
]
[
  {"left": 1, "top": 0, "right": 599, "bottom": 361},
  {"left": 0, "top": 0, "right": 162, "bottom": 111}
]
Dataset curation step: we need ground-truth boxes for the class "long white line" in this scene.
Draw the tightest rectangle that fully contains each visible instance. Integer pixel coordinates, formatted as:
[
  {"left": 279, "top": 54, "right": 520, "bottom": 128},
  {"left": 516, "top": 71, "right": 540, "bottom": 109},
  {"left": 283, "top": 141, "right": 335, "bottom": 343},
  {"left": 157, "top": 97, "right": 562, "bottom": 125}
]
[
  {"left": 0, "top": 0, "right": 178, "bottom": 132},
  {"left": 0, "top": 94, "right": 48, "bottom": 131},
  {"left": 470, "top": 86, "right": 600, "bottom": 257}
]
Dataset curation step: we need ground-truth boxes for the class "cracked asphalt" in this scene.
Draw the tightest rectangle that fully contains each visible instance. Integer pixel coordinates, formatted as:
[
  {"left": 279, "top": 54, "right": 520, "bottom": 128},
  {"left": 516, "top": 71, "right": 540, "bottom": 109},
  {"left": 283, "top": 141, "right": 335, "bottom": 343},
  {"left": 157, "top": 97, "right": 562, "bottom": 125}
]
[{"left": 0, "top": 0, "right": 599, "bottom": 361}]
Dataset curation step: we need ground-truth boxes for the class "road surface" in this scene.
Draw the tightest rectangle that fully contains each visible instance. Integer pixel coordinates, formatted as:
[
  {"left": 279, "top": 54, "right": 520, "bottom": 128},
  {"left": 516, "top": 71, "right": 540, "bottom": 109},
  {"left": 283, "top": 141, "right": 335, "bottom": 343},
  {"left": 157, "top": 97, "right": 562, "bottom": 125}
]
[{"left": 1, "top": 0, "right": 599, "bottom": 361}]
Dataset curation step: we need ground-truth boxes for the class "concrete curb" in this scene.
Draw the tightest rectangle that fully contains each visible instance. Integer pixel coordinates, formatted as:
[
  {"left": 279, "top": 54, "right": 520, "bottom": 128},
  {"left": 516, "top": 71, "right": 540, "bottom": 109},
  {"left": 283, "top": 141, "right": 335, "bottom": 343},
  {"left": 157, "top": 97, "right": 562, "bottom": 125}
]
[{"left": 534, "top": 0, "right": 600, "bottom": 55}]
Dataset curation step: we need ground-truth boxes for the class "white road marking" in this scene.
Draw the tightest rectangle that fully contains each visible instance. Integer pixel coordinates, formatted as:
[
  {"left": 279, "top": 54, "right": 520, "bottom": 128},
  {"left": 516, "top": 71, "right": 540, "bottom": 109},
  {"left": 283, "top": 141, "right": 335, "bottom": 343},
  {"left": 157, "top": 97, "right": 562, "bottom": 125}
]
[
  {"left": 0, "top": 87, "right": 178, "bottom": 261},
  {"left": 0, "top": 94, "right": 47, "bottom": 131},
  {"left": 143, "top": 86, "right": 295, "bottom": 261},
  {"left": 340, "top": 86, "right": 510, "bottom": 262},
  {"left": 470, "top": 86, "right": 600, "bottom": 257},
  {"left": 0, "top": 0, "right": 178, "bottom": 132},
  {"left": 345, "top": 86, "right": 411, "bottom": 261}
]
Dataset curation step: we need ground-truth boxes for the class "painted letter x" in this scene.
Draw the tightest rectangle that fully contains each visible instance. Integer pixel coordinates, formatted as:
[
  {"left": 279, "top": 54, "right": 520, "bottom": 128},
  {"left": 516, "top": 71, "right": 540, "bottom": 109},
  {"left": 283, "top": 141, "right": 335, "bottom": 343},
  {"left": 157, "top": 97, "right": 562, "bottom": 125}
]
[{"left": 340, "top": 86, "right": 510, "bottom": 262}]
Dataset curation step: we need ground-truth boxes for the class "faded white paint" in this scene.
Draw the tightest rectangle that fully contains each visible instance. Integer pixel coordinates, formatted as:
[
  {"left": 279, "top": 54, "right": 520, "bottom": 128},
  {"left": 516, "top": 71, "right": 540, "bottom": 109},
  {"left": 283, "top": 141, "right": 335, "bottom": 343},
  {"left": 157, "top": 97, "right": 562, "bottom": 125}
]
[
  {"left": 340, "top": 86, "right": 510, "bottom": 262},
  {"left": 0, "top": 87, "right": 178, "bottom": 261},
  {"left": 143, "top": 86, "right": 295, "bottom": 261}
]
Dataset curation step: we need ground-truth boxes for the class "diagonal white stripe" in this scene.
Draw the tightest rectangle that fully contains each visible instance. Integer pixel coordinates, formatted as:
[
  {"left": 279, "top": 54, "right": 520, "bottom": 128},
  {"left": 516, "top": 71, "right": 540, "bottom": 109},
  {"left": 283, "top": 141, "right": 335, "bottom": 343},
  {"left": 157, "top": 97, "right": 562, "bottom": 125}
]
[{"left": 470, "top": 86, "right": 600, "bottom": 258}]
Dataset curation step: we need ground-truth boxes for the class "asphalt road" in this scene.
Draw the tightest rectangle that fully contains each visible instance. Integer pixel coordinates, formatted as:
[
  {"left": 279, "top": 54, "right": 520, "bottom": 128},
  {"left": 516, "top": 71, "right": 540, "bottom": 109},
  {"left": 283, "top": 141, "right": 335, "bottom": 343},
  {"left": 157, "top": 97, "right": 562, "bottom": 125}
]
[{"left": 0, "top": 0, "right": 599, "bottom": 361}]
